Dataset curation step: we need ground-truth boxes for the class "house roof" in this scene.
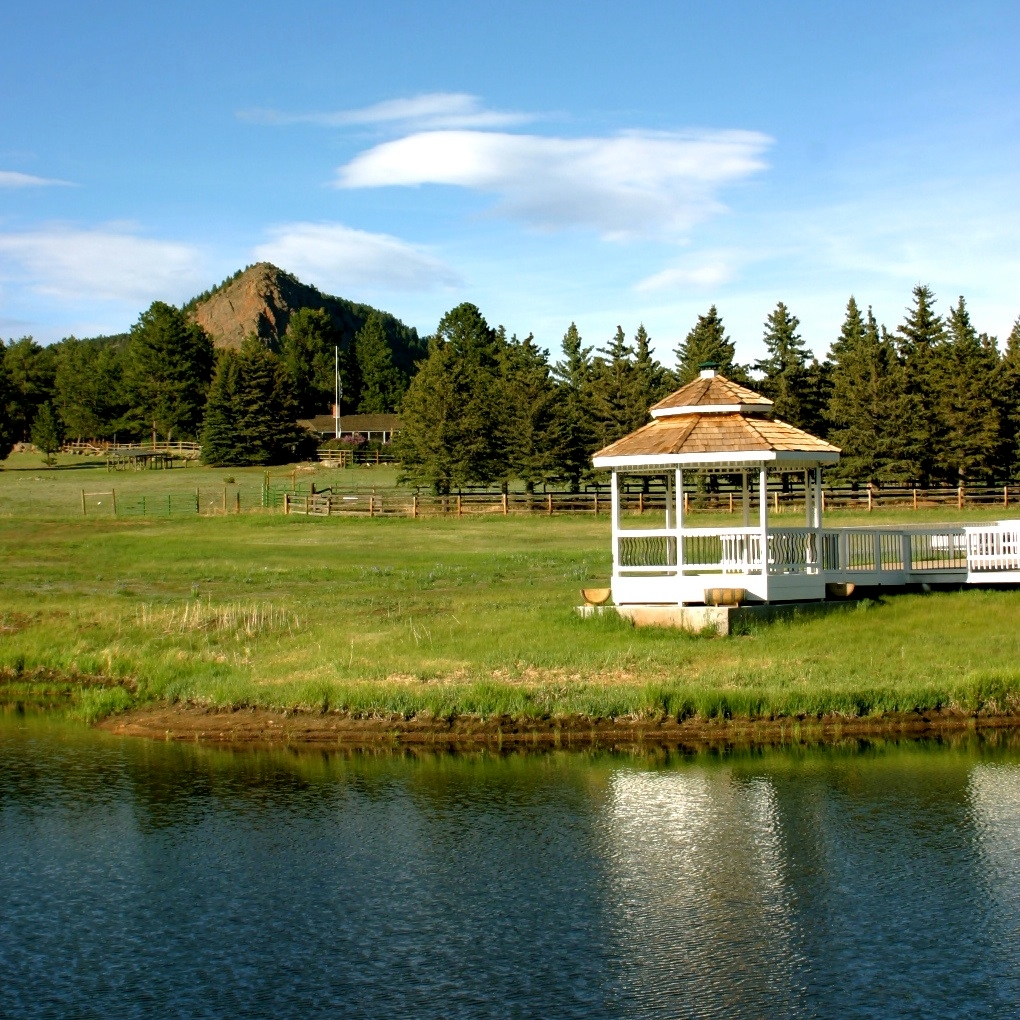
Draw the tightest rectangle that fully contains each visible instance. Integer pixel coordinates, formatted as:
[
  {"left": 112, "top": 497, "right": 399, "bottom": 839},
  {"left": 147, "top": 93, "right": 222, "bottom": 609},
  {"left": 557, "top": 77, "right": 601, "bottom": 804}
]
[
  {"left": 650, "top": 373, "right": 773, "bottom": 417},
  {"left": 593, "top": 371, "right": 840, "bottom": 468},
  {"left": 299, "top": 413, "right": 402, "bottom": 433}
]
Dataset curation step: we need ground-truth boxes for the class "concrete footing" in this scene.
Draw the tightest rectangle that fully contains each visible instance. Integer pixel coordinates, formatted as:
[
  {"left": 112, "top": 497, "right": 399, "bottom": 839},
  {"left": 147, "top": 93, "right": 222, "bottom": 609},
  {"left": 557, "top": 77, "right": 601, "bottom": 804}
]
[{"left": 575, "top": 601, "right": 851, "bottom": 636}]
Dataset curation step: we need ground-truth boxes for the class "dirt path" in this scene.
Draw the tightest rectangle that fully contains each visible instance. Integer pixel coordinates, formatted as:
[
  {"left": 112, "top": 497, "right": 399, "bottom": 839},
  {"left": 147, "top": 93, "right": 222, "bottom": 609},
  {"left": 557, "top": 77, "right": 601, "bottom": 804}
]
[{"left": 98, "top": 703, "right": 1020, "bottom": 751}]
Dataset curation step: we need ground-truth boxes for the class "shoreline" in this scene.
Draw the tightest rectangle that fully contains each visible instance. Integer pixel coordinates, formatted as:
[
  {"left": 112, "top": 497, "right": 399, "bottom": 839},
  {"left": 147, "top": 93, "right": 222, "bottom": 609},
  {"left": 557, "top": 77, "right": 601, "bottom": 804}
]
[{"left": 98, "top": 703, "right": 1020, "bottom": 751}]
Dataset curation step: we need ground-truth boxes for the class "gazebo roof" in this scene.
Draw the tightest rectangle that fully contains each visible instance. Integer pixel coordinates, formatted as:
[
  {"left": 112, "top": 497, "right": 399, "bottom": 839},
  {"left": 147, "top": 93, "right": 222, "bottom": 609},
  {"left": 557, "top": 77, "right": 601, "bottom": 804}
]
[
  {"left": 650, "top": 373, "right": 773, "bottom": 418},
  {"left": 593, "top": 370, "right": 840, "bottom": 469}
]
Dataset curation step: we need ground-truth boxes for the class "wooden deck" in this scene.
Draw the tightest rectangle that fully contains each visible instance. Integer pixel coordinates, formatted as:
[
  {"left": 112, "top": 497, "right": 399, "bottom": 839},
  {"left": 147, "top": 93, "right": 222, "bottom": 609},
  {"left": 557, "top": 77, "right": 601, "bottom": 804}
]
[{"left": 611, "top": 521, "right": 1020, "bottom": 605}]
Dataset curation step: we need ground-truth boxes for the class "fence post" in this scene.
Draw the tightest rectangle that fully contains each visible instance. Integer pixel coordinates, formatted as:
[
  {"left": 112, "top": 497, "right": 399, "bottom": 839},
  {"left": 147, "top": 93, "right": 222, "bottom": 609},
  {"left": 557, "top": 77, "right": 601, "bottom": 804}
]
[
  {"left": 502, "top": 492, "right": 508, "bottom": 515},
  {"left": 1005, "top": 485, "right": 1009, "bottom": 508},
  {"left": 913, "top": 488, "right": 918, "bottom": 511},
  {"left": 593, "top": 492, "right": 598, "bottom": 516},
  {"left": 235, "top": 490, "right": 241, "bottom": 514},
  {"left": 369, "top": 493, "right": 375, "bottom": 518},
  {"left": 81, "top": 489, "right": 87, "bottom": 517},
  {"left": 639, "top": 491, "right": 644, "bottom": 515},
  {"left": 457, "top": 495, "right": 462, "bottom": 517},
  {"left": 412, "top": 495, "right": 418, "bottom": 518},
  {"left": 868, "top": 488, "right": 873, "bottom": 512},
  {"left": 284, "top": 492, "right": 290, "bottom": 515},
  {"left": 684, "top": 492, "right": 689, "bottom": 515},
  {"left": 774, "top": 490, "right": 779, "bottom": 514},
  {"left": 728, "top": 492, "right": 733, "bottom": 514},
  {"left": 547, "top": 492, "right": 553, "bottom": 516},
  {"left": 223, "top": 487, "right": 227, "bottom": 513},
  {"left": 112, "top": 488, "right": 117, "bottom": 515},
  {"left": 958, "top": 485, "right": 964, "bottom": 510}
]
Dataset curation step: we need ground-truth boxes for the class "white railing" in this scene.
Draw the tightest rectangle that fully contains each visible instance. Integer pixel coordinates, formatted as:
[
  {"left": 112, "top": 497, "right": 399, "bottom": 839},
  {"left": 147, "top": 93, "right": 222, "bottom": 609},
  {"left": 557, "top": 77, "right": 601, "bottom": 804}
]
[{"left": 965, "top": 522, "right": 1020, "bottom": 572}]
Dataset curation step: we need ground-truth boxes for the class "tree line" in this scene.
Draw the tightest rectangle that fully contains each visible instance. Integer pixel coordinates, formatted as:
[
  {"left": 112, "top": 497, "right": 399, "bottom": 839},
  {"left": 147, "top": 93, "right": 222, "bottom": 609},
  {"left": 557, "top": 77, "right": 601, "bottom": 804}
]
[
  {"left": 0, "top": 299, "right": 414, "bottom": 466},
  {"left": 396, "top": 287, "right": 1020, "bottom": 492},
  {"left": 3, "top": 283, "right": 1018, "bottom": 483}
]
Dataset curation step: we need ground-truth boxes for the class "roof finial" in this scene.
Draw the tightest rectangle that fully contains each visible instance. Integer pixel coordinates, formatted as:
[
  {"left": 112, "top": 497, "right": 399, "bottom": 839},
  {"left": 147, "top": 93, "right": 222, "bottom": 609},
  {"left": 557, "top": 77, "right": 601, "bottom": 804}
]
[{"left": 698, "top": 360, "right": 719, "bottom": 379}]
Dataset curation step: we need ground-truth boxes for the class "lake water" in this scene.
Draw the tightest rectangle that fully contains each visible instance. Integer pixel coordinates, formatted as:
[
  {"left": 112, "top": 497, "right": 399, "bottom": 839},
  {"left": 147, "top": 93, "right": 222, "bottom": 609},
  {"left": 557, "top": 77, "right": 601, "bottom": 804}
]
[{"left": 2, "top": 716, "right": 1019, "bottom": 1019}]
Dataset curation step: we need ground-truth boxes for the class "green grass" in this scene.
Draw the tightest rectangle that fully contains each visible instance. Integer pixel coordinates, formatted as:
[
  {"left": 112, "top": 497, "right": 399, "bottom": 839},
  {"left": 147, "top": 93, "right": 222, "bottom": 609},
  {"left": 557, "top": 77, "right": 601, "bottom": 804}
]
[{"left": 1, "top": 508, "right": 1020, "bottom": 723}]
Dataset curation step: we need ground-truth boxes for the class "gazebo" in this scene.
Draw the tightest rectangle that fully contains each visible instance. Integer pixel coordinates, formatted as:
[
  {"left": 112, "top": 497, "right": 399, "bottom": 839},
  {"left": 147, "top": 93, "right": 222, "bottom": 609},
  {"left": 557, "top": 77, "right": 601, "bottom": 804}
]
[{"left": 592, "top": 367, "right": 841, "bottom": 606}]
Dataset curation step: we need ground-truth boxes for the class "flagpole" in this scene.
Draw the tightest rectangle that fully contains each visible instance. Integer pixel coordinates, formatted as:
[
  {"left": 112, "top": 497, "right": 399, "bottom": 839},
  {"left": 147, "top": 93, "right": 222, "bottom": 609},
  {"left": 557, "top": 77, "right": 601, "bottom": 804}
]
[{"left": 334, "top": 345, "right": 339, "bottom": 440}]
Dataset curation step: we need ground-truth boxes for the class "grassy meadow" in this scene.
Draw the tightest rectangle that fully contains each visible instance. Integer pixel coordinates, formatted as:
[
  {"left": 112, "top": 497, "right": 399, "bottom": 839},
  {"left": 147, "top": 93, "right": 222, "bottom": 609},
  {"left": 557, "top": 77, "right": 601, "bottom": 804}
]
[{"left": 2, "top": 455, "right": 1020, "bottom": 725}]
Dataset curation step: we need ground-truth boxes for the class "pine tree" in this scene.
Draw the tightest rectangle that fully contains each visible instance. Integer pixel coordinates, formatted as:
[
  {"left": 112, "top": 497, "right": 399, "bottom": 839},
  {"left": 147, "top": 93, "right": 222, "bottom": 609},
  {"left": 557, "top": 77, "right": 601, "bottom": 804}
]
[
  {"left": 997, "top": 318, "right": 1020, "bottom": 478},
  {"left": 233, "top": 336, "right": 306, "bottom": 465},
  {"left": 632, "top": 324, "right": 674, "bottom": 415},
  {"left": 54, "top": 338, "right": 127, "bottom": 440},
  {"left": 939, "top": 296, "right": 1000, "bottom": 482},
  {"left": 590, "top": 325, "right": 637, "bottom": 447},
  {"left": 3, "top": 338, "right": 57, "bottom": 442},
  {"left": 124, "top": 302, "right": 214, "bottom": 442},
  {"left": 199, "top": 351, "right": 243, "bottom": 466},
  {"left": 895, "top": 285, "right": 946, "bottom": 483},
  {"left": 395, "top": 304, "right": 510, "bottom": 492},
  {"left": 0, "top": 342, "right": 17, "bottom": 461},
  {"left": 501, "top": 333, "right": 557, "bottom": 492},
  {"left": 674, "top": 306, "right": 741, "bottom": 384},
  {"left": 549, "top": 323, "right": 597, "bottom": 491},
  {"left": 826, "top": 299, "right": 910, "bottom": 483},
  {"left": 281, "top": 308, "right": 345, "bottom": 417},
  {"left": 354, "top": 312, "right": 405, "bottom": 413},
  {"left": 31, "top": 401, "right": 62, "bottom": 465},
  {"left": 754, "top": 302, "right": 812, "bottom": 427}
]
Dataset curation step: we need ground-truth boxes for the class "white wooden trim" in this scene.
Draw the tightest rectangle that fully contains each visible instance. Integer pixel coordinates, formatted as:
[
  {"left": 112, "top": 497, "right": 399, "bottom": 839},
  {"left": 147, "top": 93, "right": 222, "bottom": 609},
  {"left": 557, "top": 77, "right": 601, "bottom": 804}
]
[
  {"left": 650, "top": 403, "right": 771, "bottom": 418},
  {"left": 593, "top": 450, "right": 840, "bottom": 469}
]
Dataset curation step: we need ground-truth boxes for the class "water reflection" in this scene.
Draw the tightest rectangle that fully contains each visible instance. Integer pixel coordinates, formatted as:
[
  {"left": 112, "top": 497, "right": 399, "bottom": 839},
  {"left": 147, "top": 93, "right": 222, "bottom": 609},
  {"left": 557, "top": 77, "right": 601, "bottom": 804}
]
[{"left": 1, "top": 719, "right": 1020, "bottom": 1018}]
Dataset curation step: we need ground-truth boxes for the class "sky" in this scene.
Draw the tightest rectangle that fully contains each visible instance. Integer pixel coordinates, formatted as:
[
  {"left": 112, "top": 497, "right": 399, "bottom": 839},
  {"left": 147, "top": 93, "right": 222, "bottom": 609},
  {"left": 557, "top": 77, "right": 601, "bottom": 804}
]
[{"left": 2, "top": 0, "right": 1019, "bottom": 367}]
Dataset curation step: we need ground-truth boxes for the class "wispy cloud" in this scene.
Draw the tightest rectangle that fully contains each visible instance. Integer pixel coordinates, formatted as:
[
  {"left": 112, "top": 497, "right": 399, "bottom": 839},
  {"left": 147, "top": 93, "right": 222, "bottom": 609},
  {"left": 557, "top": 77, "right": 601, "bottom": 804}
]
[
  {"left": 252, "top": 222, "right": 459, "bottom": 292},
  {"left": 0, "top": 170, "right": 73, "bottom": 188},
  {"left": 636, "top": 261, "right": 735, "bottom": 293},
  {"left": 241, "top": 92, "right": 531, "bottom": 131},
  {"left": 336, "top": 129, "right": 771, "bottom": 239},
  {"left": 0, "top": 227, "right": 205, "bottom": 302}
]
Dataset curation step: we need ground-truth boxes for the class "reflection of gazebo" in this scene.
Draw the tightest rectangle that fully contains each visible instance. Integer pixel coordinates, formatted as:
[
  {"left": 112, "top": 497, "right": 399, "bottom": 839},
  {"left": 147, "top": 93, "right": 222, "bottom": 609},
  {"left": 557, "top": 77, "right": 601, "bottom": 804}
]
[{"left": 592, "top": 367, "right": 841, "bottom": 605}]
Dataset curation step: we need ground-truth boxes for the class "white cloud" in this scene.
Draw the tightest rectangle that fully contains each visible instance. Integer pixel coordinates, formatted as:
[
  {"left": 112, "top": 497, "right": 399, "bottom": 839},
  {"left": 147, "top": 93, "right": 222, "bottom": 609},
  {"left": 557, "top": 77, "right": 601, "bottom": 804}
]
[
  {"left": 241, "top": 92, "right": 530, "bottom": 131},
  {"left": 336, "top": 129, "right": 771, "bottom": 239},
  {"left": 0, "top": 227, "right": 205, "bottom": 302},
  {"left": 636, "top": 262, "right": 734, "bottom": 292},
  {"left": 0, "top": 170, "right": 72, "bottom": 188},
  {"left": 252, "top": 222, "right": 459, "bottom": 292}
]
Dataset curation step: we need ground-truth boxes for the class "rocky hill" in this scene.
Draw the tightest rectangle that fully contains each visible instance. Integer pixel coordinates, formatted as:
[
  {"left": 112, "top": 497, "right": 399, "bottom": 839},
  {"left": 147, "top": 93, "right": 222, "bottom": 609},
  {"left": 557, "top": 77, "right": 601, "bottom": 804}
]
[{"left": 185, "top": 263, "right": 425, "bottom": 375}]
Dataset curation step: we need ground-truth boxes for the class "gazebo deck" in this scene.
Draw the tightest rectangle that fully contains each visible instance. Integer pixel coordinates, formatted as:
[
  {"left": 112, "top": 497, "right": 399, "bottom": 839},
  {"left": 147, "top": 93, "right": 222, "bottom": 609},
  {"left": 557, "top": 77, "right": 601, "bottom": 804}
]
[{"left": 612, "top": 520, "right": 1020, "bottom": 605}]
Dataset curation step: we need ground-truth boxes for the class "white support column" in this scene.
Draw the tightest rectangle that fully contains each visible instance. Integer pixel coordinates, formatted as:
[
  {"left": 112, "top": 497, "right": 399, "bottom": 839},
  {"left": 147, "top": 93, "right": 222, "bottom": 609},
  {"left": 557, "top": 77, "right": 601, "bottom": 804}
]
[
  {"left": 610, "top": 470, "right": 620, "bottom": 577},
  {"left": 814, "top": 467, "right": 823, "bottom": 530},
  {"left": 676, "top": 468, "right": 685, "bottom": 573},
  {"left": 741, "top": 470, "right": 750, "bottom": 527},
  {"left": 759, "top": 466, "right": 769, "bottom": 579}
]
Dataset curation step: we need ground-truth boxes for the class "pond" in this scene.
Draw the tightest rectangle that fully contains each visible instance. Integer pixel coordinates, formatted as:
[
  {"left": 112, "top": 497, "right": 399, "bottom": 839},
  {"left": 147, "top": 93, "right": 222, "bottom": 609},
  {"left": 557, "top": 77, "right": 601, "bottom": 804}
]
[{"left": 1, "top": 714, "right": 1018, "bottom": 1018}]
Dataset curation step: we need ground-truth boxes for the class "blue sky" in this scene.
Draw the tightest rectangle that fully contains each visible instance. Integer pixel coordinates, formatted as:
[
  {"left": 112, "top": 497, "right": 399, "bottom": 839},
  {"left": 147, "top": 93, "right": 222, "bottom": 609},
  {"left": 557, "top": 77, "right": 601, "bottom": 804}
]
[{"left": 2, "top": 0, "right": 1018, "bottom": 367}]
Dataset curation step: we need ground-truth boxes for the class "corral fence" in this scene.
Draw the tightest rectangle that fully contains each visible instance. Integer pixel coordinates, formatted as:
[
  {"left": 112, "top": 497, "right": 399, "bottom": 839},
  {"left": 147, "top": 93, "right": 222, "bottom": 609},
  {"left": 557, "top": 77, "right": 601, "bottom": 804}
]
[
  {"left": 283, "top": 483, "right": 1020, "bottom": 519},
  {"left": 81, "top": 485, "right": 272, "bottom": 518},
  {"left": 315, "top": 448, "right": 397, "bottom": 467}
]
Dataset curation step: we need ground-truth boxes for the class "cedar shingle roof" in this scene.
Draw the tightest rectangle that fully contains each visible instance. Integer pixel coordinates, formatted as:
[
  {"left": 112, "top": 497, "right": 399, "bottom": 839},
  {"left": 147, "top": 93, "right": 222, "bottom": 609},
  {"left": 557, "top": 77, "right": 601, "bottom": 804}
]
[
  {"left": 595, "top": 414, "right": 840, "bottom": 460},
  {"left": 299, "top": 413, "right": 402, "bottom": 433},
  {"left": 651, "top": 374, "right": 773, "bottom": 416}
]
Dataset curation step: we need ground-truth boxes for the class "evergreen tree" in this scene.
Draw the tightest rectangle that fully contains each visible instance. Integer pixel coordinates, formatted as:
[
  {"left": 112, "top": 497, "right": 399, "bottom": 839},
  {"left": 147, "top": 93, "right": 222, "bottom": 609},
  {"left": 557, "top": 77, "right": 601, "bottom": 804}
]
[
  {"left": 590, "top": 326, "right": 637, "bottom": 447},
  {"left": 124, "top": 302, "right": 214, "bottom": 442},
  {"left": 674, "top": 306, "right": 742, "bottom": 384},
  {"left": 754, "top": 302, "right": 812, "bottom": 427},
  {"left": 233, "top": 336, "right": 306, "bottom": 465},
  {"left": 939, "top": 296, "right": 1000, "bottom": 482},
  {"left": 895, "top": 284, "right": 946, "bottom": 483},
  {"left": 826, "top": 299, "right": 910, "bottom": 483},
  {"left": 997, "top": 318, "right": 1020, "bottom": 478},
  {"left": 354, "top": 312, "right": 405, "bottom": 413},
  {"left": 53, "top": 338, "right": 127, "bottom": 440},
  {"left": 281, "top": 308, "right": 347, "bottom": 417},
  {"left": 632, "top": 324, "right": 674, "bottom": 413},
  {"left": 31, "top": 401, "right": 62, "bottom": 465},
  {"left": 501, "top": 332, "right": 557, "bottom": 492},
  {"left": 3, "top": 338, "right": 57, "bottom": 441},
  {"left": 395, "top": 304, "right": 510, "bottom": 492},
  {"left": 199, "top": 351, "right": 243, "bottom": 466},
  {"left": 549, "top": 322, "right": 597, "bottom": 491},
  {"left": 0, "top": 342, "right": 17, "bottom": 461}
]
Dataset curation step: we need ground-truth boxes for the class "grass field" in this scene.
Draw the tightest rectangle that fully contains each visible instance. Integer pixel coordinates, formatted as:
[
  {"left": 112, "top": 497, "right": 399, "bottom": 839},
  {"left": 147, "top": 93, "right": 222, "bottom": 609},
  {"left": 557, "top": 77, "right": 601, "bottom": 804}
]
[{"left": 1, "top": 485, "right": 1020, "bottom": 723}]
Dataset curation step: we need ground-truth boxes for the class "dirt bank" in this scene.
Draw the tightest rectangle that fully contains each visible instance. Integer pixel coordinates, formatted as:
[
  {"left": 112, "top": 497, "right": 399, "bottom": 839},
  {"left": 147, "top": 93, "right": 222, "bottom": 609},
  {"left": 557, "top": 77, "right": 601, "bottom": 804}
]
[{"left": 98, "top": 703, "right": 1020, "bottom": 751}]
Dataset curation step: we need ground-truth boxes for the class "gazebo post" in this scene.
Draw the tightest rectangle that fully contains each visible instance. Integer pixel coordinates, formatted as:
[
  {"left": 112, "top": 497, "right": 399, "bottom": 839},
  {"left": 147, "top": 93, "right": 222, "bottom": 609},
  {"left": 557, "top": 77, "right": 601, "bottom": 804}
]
[
  {"left": 804, "top": 469, "right": 812, "bottom": 527},
  {"left": 610, "top": 470, "right": 620, "bottom": 578},
  {"left": 675, "top": 468, "right": 684, "bottom": 578},
  {"left": 758, "top": 465, "right": 768, "bottom": 577}
]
